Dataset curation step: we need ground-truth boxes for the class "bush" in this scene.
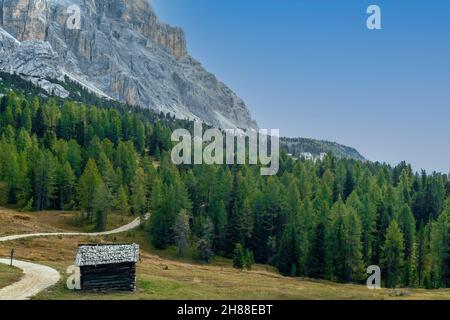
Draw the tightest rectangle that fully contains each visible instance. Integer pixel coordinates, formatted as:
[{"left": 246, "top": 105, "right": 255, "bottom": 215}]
[
  {"left": 244, "top": 249, "right": 254, "bottom": 271},
  {"left": 20, "top": 198, "right": 34, "bottom": 212}
]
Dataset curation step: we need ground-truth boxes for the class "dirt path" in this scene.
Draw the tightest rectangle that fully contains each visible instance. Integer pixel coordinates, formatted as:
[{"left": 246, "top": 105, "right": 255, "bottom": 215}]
[
  {"left": 0, "top": 215, "right": 148, "bottom": 242},
  {"left": 0, "top": 259, "right": 60, "bottom": 300},
  {"left": 0, "top": 214, "right": 149, "bottom": 300}
]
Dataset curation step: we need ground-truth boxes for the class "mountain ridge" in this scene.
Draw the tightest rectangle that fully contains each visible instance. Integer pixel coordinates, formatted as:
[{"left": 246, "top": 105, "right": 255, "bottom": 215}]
[
  {"left": 0, "top": 70, "right": 366, "bottom": 161},
  {"left": 281, "top": 137, "right": 365, "bottom": 161},
  {"left": 0, "top": 0, "right": 257, "bottom": 130},
  {"left": 0, "top": 0, "right": 365, "bottom": 160}
]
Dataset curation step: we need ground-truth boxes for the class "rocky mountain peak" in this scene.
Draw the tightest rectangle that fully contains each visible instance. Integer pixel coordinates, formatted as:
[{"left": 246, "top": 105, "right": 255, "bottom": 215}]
[{"left": 0, "top": 0, "right": 258, "bottom": 130}]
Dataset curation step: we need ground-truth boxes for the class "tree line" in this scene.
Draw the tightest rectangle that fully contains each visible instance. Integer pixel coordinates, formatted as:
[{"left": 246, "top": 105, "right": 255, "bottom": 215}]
[{"left": 0, "top": 90, "right": 448, "bottom": 288}]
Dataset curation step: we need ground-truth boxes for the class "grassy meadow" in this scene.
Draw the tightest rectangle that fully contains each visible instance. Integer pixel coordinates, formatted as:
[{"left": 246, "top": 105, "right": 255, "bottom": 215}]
[{"left": 0, "top": 208, "right": 449, "bottom": 300}]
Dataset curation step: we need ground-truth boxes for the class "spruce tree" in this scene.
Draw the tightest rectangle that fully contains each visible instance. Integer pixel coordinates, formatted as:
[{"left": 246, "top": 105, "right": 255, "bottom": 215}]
[
  {"left": 115, "top": 185, "right": 130, "bottom": 215},
  {"left": 34, "top": 151, "right": 56, "bottom": 210},
  {"left": 174, "top": 210, "right": 191, "bottom": 257},
  {"left": 77, "top": 159, "right": 105, "bottom": 224},
  {"left": 307, "top": 222, "right": 327, "bottom": 279},
  {"left": 198, "top": 217, "right": 215, "bottom": 262},
  {"left": 233, "top": 243, "right": 245, "bottom": 269},
  {"left": 430, "top": 205, "right": 449, "bottom": 288},
  {"left": 130, "top": 167, "right": 148, "bottom": 218},
  {"left": 397, "top": 204, "right": 418, "bottom": 287},
  {"left": 382, "top": 220, "right": 405, "bottom": 288},
  {"left": 56, "top": 162, "right": 76, "bottom": 209},
  {"left": 244, "top": 249, "right": 255, "bottom": 271},
  {"left": 149, "top": 177, "right": 167, "bottom": 249}
]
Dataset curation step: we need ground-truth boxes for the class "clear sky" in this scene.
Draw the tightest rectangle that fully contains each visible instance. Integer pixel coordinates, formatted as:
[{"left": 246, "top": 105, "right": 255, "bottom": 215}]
[{"left": 151, "top": 0, "right": 450, "bottom": 174}]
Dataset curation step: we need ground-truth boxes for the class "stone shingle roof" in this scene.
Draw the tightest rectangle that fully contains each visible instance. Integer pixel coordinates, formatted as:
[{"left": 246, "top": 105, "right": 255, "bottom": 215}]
[{"left": 75, "top": 244, "right": 139, "bottom": 267}]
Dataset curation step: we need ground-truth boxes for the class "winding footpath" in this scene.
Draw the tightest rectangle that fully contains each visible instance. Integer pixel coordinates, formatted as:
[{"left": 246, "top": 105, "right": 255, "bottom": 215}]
[
  {"left": 0, "top": 259, "right": 60, "bottom": 300},
  {"left": 0, "top": 215, "right": 148, "bottom": 300}
]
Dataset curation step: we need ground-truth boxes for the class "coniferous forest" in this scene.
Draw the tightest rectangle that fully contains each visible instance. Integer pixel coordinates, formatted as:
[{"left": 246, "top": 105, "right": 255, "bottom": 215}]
[{"left": 0, "top": 89, "right": 449, "bottom": 289}]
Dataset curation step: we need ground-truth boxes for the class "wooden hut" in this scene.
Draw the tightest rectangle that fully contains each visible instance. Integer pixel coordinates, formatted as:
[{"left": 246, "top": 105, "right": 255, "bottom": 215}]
[{"left": 75, "top": 243, "right": 139, "bottom": 291}]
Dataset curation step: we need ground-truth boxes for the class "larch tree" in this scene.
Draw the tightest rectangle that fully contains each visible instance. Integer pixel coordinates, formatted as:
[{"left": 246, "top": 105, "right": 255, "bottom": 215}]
[
  {"left": 382, "top": 220, "right": 405, "bottom": 288},
  {"left": 130, "top": 167, "right": 148, "bottom": 218}
]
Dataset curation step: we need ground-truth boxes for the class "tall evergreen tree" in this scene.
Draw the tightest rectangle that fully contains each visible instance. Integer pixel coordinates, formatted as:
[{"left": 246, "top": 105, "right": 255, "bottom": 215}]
[
  {"left": 130, "top": 167, "right": 148, "bottom": 218},
  {"left": 34, "top": 151, "right": 56, "bottom": 210},
  {"left": 276, "top": 225, "right": 301, "bottom": 276},
  {"left": 307, "top": 222, "right": 327, "bottom": 279},
  {"left": 77, "top": 159, "right": 106, "bottom": 225},
  {"left": 174, "top": 210, "right": 191, "bottom": 257},
  {"left": 382, "top": 220, "right": 405, "bottom": 288},
  {"left": 397, "top": 204, "right": 418, "bottom": 287},
  {"left": 115, "top": 185, "right": 130, "bottom": 215}
]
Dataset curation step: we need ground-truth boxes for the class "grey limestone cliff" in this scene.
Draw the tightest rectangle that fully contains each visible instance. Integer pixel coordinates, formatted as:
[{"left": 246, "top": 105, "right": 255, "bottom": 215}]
[{"left": 0, "top": 0, "right": 258, "bottom": 129}]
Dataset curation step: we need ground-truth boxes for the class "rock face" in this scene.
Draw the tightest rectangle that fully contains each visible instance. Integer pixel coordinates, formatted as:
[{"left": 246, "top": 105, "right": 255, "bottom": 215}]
[
  {"left": 0, "top": 26, "right": 69, "bottom": 97},
  {"left": 0, "top": 0, "right": 258, "bottom": 129}
]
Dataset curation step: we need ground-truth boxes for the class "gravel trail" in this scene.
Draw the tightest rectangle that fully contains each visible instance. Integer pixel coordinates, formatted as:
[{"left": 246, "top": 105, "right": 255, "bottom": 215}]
[{"left": 0, "top": 214, "right": 149, "bottom": 300}]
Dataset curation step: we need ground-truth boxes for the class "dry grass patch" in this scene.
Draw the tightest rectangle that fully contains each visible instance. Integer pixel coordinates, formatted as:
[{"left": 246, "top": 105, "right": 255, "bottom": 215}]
[
  {"left": 0, "top": 208, "right": 65, "bottom": 235},
  {"left": 0, "top": 208, "right": 135, "bottom": 235}
]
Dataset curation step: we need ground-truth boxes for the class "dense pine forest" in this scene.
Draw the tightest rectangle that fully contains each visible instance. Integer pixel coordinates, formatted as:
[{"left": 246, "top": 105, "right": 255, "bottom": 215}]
[{"left": 0, "top": 88, "right": 448, "bottom": 289}]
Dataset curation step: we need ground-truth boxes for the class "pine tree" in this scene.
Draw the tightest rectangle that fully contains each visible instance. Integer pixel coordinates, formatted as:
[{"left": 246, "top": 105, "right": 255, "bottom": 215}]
[
  {"left": 430, "top": 205, "right": 449, "bottom": 288},
  {"left": 244, "top": 249, "right": 255, "bottom": 271},
  {"left": 174, "top": 210, "right": 191, "bottom": 257},
  {"left": 208, "top": 196, "right": 227, "bottom": 253},
  {"left": 149, "top": 177, "right": 167, "bottom": 249},
  {"left": 94, "top": 181, "right": 111, "bottom": 231},
  {"left": 198, "top": 217, "right": 215, "bottom": 262},
  {"left": 307, "top": 222, "right": 327, "bottom": 279},
  {"left": 226, "top": 171, "right": 244, "bottom": 254},
  {"left": 345, "top": 207, "right": 365, "bottom": 282},
  {"left": 34, "top": 151, "right": 56, "bottom": 210},
  {"left": 150, "top": 171, "right": 191, "bottom": 249},
  {"left": 116, "top": 141, "right": 138, "bottom": 186},
  {"left": 233, "top": 243, "right": 245, "bottom": 269},
  {"left": 56, "top": 162, "right": 76, "bottom": 209},
  {"left": 77, "top": 159, "right": 105, "bottom": 224},
  {"left": 331, "top": 199, "right": 348, "bottom": 282},
  {"left": 382, "top": 220, "right": 405, "bottom": 288},
  {"left": 343, "top": 169, "right": 355, "bottom": 200},
  {"left": 397, "top": 204, "right": 418, "bottom": 287},
  {"left": 98, "top": 152, "right": 119, "bottom": 195},
  {"left": 276, "top": 225, "right": 300, "bottom": 276},
  {"left": 130, "top": 167, "right": 147, "bottom": 218},
  {"left": 417, "top": 221, "right": 432, "bottom": 287},
  {"left": 115, "top": 185, "right": 130, "bottom": 215},
  {"left": 67, "top": 140, "right": 82, "bottom": 176}
]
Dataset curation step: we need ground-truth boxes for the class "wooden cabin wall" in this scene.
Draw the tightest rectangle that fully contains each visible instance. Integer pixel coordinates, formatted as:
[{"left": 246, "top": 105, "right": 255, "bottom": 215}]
[{"left": 80, "top": 262, "right": 136, "bottom": 291}]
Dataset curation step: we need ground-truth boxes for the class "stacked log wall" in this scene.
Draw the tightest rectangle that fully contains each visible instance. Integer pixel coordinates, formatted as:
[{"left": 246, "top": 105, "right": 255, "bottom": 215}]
[{"left": 80, "top": 262, "right": 136, "bottom": 291}]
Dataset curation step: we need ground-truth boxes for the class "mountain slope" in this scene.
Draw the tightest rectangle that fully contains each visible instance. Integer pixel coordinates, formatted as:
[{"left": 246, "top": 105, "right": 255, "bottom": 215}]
[
  {"left": 0, "top": 69, "right": 365, "bottom": 161},
  {"left": 0, "top": 0, "right": 257, "bottom": 130},
  {"left": 0, "top": 0, "right": 364, "bottom": 160},
  {"left": 281, "top": 137, "right": 366, "bottom": 161}
]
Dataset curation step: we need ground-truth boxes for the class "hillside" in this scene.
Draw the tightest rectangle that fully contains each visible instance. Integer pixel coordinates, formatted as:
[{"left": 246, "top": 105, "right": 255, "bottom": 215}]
[
  {"left": 0, "top": 69, "right": 366, "bottom": 162},
  {"left": 0, "top": 208, "right": 449, "bottom": 300},
  {"left": 281, "top": 137, "right": 366, "bottom": 161},
  {"left": 0, "top": 71, "right": 365, "bottom": 161},
  {"left": 0, "top": 78, "right": 448, "bottom": 296},
  {"left": 0, "top": 0, "right": 257, "bottom": 130}
]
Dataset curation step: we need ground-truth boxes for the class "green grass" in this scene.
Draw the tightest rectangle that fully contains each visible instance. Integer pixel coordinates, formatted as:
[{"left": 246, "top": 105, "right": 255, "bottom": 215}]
[
  {"left": 34, "top": 265, "right": 450, "bottom": 300},
  {"left": 2, "top": 209, "right": 449, "bottom": 300},
  {"left": 0, "top": 263, "right": 22, "bottom": 289}
]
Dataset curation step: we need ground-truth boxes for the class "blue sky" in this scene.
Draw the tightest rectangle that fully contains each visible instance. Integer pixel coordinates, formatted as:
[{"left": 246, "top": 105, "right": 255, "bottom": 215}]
[{"left": 152, "top": 0, "right": 450, "bottom": 173}]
